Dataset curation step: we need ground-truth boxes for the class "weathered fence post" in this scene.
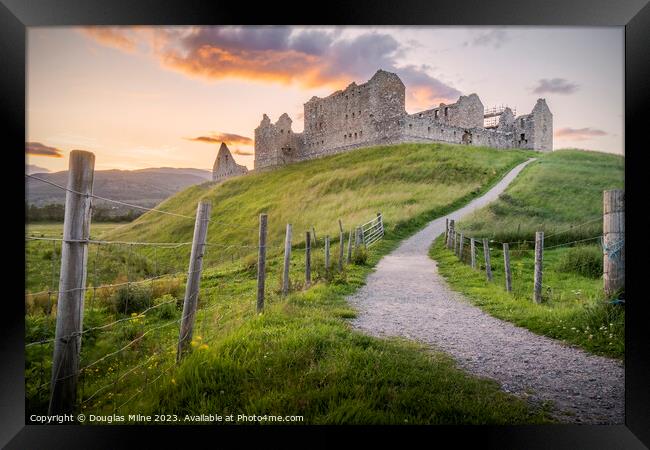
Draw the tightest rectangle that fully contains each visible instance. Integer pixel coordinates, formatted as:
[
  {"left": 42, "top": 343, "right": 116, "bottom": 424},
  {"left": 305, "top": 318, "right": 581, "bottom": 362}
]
[
  {"left": 256, "top": 214, "right": 268, "bottom": 313},
  {"left": 282, "top": 223, "right": 292, "bottom": 296},
  {"left": 48, "top": 150, "right": 95, "bottom": 415},
  {"left": 305, "top": 231, "right": 311, "bottom": 288},
  {"left": 338, "top": 231, "right": 344, "bottom": 271},
  {"left": 377, "top": 212, "right": 384, "bottom": 236},
  {"left": 459, "top": 233, "right": 464, "bottom": 262},
  {"left": 325, "top": 235, "right": 330, "bottom": 273},
  {"left": 483, "top": 238, "right": 493, "bottom": 281},
  {"left": 338, "top": 219, "right": 344, "bottom": 234},
  {"left": 354, "top": 227, "right": 361, "bottom": 249},
  {"left": 533, "top": 231, "right": 544, "bottom": 303},
  {"left": 470, "top": 238, "right": 476, "bottom": 269},
  {"left": 177, "top": 200, "right": 212, "bottom": 361},
  {"left": 347, "top": 229, "right": 353, "bottom": 263},
  {"left": 453, "top": 232, "right": 457, "bottom": 255},
  {"left": 447, "top": 220, "right": 455, "bottom": 249},
  {"left": 503, "top": 243, "right": 512, "bottom": 292},
  {"left": 445, "top": 218, "right": 449, "bottom": 243},
  {"left": 603, "top": 190, "right": 624, "bottom": 297}
]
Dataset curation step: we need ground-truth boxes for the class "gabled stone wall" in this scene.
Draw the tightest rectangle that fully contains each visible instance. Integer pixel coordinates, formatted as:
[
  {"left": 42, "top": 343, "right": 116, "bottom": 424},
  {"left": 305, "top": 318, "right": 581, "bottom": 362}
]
[{"left": 212, "top": 142, "right": 248, "bottom": 182}]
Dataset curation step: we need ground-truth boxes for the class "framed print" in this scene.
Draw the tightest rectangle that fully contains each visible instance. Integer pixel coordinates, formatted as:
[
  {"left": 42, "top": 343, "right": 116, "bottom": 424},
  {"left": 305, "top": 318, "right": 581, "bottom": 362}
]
[{"left": 2, "top": 0, "right": 649, "bottom": 447}]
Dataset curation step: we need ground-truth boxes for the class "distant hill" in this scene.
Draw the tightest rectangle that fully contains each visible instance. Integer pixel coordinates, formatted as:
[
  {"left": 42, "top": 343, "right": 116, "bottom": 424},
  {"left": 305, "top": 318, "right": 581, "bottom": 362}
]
[
  {"left": 26, "top": 164, "right": 51, "bottom": 174},
  {"left": 26, "top": 167, "right": 213, "bottom": 211}
]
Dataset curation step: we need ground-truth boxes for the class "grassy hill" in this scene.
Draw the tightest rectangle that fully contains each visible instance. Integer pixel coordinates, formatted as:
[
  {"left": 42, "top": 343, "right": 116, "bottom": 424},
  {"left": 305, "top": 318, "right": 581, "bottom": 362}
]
[
  {"left": 104, "top": 143, "right": 534, "bottom": 270},
  {"left": 28, "top": 143, "right": 560, "bottom": 424},
  {"left": 430, "top": 150, "right": 625, "bottom": 358}
]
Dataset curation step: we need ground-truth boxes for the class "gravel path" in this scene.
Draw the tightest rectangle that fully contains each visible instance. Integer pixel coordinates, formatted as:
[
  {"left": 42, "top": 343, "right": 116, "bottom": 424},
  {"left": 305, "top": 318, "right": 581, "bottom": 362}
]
[{"left": 347, "top": 158, "right": 624, "bottom": 424}]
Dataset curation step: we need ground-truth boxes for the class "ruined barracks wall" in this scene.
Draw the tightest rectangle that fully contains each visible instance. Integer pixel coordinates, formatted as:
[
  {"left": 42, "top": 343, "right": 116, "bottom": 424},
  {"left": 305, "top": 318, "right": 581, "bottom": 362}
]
[
  {"left": 301, "top": 69, "right": 406, "bottom": 160},
  {"left": 253, "top": 69, "right": 553, "bottom": 171},
  {"left": 212, "top": 142, "right": 248, "bottom": 182}
]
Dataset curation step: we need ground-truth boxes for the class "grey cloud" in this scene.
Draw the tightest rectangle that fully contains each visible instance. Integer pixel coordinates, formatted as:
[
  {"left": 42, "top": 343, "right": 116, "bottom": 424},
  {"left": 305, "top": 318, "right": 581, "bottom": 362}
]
[
  {"left": 555, "top": 127, "right": 607, "bottom": 140},
  {"left": 464, "top": 30, "right": 510, "bottom": 49},
  {"left": 533, "top": 78, "right": 579, "bottom": 94}
]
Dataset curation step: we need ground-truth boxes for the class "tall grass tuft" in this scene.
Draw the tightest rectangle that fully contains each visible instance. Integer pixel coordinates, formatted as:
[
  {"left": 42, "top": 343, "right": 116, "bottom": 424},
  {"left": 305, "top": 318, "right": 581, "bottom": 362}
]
[{"left": 556, "top": 245, "right": 602, "bottom": 279}]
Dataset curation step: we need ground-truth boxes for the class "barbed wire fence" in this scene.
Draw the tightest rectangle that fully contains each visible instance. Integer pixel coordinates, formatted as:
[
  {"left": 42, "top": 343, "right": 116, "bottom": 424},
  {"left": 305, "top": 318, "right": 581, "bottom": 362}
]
[
  {"left": 444, "top": 189, "right": 624, "bottom": 304},
  {"left": 25, "top": 150, "right": 385, "bottom": 418}
]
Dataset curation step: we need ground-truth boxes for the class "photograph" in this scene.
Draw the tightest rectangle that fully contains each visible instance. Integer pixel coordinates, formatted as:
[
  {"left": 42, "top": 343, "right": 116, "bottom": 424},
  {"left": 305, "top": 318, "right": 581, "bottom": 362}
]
[{"left": 2, "top": 1, "right": 648, "bottom": 446}]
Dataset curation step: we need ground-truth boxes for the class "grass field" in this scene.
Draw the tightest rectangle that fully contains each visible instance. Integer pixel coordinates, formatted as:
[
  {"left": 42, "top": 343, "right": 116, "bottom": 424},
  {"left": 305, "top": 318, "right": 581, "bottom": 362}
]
[
  {"left": 26, "top": 143, "right": 557, "bottom": 424},
  {"left": 429, "top": 150, "right": 624, "bottom": 359}
]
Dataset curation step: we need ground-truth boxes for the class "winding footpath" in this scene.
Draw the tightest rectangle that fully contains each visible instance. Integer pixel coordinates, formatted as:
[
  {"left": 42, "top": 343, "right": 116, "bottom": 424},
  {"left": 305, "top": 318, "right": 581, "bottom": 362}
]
[{"left": 347, "top": 158, "right": 624, "bottom": 424}]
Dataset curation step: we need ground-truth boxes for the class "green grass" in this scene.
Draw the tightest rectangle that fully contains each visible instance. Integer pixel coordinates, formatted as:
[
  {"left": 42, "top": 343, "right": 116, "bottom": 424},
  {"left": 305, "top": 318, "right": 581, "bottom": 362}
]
[
  {"left": 429, "top": 149, "right": 624, "bottom": 359},
  {"left": 26, "top": 143, "right": 556, "bottom": 424},
  {"left": 456, "top": 149, "right": 624, "bottom": 245},
  {"left": 119, "top": 230, "right": 550, "bottom": 424}
]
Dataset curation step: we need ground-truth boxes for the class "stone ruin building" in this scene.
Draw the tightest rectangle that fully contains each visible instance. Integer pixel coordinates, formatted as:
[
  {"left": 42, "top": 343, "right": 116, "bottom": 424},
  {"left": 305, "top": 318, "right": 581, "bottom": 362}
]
[
  {"left": 212, "top": 142, "right": 248, "bottom": 182},
  {"left": 254, "top": 69, "right": 552, "bottom": 171}
]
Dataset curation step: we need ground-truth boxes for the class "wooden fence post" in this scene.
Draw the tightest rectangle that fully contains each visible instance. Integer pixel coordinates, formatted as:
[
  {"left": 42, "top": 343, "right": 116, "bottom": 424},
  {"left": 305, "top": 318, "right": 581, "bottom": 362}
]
[
  {"left": 282, "top": 223, "right": 292, "bottom": 297},
  {"left": 470, "top": 238, "right": 476, "bottom": 269},
  {"left": 256, "top": 214, "right": 268, "bottom": 313},
  {"left": 347, "top": 229, "right": 353, "bottom": 263},
  {"left": 452, "top": 232, "right": 457, "bottom": 255},
  {"left": 325, "top": 235, "right": 330, "bottom": 273},
  {"left": 48, "top": 150, "right": 95, "bottom": 415},
  {"left": 483, "top": 238, "right": 493, "bottom": 282},
  {"left": 459, "top": 233, "right": 464, "bottom": 262},
  {"left": 447, "top": 220, "right": 455, "bottom": 249},
  {"left": 503, "top": 243, "right": 512, "bottom": 292},
  {"left": 177, "top": 200, "right": 212, "bottom": 361},
  {"left": 533, "top": 231, "right": 544, "bottom": 303},
  {"left": 305, "top": 231, "right": 311, "bottom": 288},
  {"left": 445, "top": 218, "right": 449, "bottom": 243},
  {"left": 338, "top": 231, "right": 344, "bottom": 271},
  {"left": 603, "top": 190, "right": 624, "bottom": 297},
  {"left": 377, "top": 212, "right": 384, "bottom": 236}
]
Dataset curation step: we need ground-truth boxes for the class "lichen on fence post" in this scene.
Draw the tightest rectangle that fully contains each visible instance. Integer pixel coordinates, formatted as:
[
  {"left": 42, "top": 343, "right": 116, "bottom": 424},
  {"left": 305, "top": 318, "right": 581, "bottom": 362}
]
[{"left": 603, "top": 190, "right": 624, "bottom": 297}]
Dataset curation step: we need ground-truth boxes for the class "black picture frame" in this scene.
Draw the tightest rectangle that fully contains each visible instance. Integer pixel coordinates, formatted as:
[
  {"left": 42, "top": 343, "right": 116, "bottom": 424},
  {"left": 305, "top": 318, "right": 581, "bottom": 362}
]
[{"left": 3, "top": 1, "right": 649, "bottom": 447}]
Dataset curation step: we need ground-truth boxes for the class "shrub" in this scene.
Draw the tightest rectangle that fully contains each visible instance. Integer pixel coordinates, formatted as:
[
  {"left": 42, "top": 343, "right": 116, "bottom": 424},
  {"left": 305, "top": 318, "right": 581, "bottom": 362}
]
[
  {"left": 556, "top": 245, "right": 602, "bottom": 279},
  {"left": 352, "top": 246, "right": 368, "bottom": 265},
  {"left": 26, "top": 292, "right": 55, "bottom": 316},
  {"left": 111, "top": 284, "right": 153, "bottom": 315},
  {"left": 152, "top": 277, "right": 183, "bottom": 300},
  {"left": 119, "top": 312, "right": 145, "bottom": 342},
  {"left": 153, "top": 294, "right": 178, "bottom": 320},
  {"left": 41, "top": 247, "right": 60, "bottom": 261}
]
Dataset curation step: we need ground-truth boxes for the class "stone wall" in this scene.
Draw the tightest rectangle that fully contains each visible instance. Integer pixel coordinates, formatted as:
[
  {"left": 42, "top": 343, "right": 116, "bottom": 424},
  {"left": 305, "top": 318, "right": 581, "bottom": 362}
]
[
  {"left": 212, "top": 142, "right": 248, "bottom": 182},
  {"left": 252, "top": 69, "right": 553, "bottom": 171},
  {"left": 254, "top": 113, "right": 304, "bottom": 169},
  {"left": 301, "top": 69, "right": 406, "bottom": 161}
]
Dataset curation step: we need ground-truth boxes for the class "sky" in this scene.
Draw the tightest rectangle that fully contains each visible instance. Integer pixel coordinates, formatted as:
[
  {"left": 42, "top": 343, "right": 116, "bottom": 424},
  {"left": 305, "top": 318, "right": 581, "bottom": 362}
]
[{"left": 26, "top": 26, "right": 624, "bottom": 172}]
